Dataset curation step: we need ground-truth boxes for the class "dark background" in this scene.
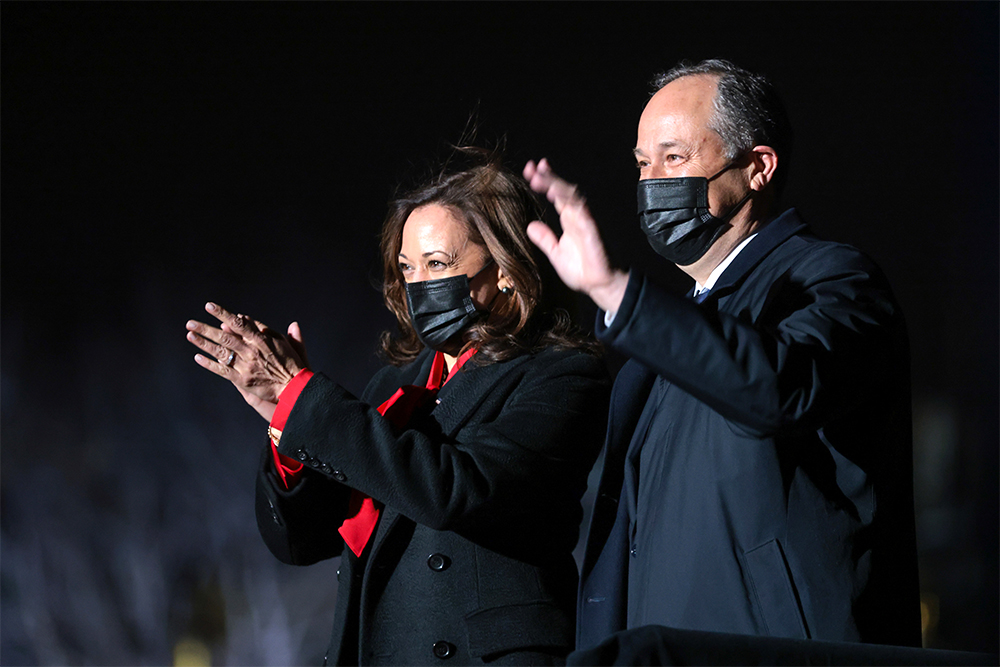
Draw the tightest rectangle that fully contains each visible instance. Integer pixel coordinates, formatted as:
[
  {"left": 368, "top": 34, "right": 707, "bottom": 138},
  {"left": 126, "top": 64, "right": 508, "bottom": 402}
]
[{"left": 2, "top": 2, "right": 997, "bottom": 664}]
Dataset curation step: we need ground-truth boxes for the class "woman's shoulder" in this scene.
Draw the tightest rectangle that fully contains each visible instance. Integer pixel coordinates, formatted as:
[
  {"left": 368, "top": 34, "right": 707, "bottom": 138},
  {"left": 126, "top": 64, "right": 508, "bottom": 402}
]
[{"left": 516, "top": 343, "right": 610, "bottom": 383}]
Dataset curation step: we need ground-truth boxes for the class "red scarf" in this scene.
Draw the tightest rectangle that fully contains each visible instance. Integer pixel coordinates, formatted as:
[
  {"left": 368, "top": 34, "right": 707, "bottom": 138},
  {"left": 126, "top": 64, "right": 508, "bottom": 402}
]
[{"left": 338, "top": 348, "right": 476, "bottom": 557}]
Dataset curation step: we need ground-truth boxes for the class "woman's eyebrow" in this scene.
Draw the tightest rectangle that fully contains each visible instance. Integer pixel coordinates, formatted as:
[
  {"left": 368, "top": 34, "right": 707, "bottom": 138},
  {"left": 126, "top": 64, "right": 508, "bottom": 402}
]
[
  {"left": 422, "top": 249, "right": 455, "bottom": 259},
  {"left": 397, "top": 249, "right": 455, "bottom": 260}
]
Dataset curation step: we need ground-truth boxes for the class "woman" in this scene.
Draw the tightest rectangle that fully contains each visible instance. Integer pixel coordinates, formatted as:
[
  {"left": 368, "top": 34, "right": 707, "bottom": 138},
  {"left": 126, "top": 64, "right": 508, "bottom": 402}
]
[{"left": 185, "top": 153, "right": 609, "bottom": 665}]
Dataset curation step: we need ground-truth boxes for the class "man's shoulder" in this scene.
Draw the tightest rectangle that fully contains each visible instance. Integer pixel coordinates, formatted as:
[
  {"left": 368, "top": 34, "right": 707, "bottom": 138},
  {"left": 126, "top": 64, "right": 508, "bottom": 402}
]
[
  {"left": 761, "top": 212, "right": 888, "bottom": 282},
  {"left": 780, "top": 232, "right": 886, "bottom": 280}
]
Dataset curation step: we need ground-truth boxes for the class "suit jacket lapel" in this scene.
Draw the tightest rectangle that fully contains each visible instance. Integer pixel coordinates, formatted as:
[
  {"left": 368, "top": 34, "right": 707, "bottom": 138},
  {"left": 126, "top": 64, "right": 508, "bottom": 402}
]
[
  {"left": 581, "top": 358, "right": 656, "bottom": 579},
  {"left": 706, "top": 208, "right": 809, "bottom": 301}
]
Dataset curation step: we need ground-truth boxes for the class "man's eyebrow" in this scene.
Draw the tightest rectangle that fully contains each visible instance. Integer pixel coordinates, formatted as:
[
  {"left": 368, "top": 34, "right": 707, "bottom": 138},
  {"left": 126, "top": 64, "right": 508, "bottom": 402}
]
[{"left": 633, "top": 141, "right": 682, "bottom": 158}]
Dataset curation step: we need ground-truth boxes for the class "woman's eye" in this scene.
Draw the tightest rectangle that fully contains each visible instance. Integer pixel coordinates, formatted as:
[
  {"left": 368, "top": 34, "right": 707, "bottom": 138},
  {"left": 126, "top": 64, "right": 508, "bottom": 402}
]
[
  {"left": 398, "top": 263, "right": 411, "bottom": 273},
  {"left": 428, "top": 260, "right": 447, "bottom": 269}
]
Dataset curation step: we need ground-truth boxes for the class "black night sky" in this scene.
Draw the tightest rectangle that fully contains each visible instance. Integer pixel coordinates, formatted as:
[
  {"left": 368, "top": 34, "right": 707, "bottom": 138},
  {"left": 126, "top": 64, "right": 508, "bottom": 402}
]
[{"left": 2, "top": 2, "right": 997, "bottom": 664}]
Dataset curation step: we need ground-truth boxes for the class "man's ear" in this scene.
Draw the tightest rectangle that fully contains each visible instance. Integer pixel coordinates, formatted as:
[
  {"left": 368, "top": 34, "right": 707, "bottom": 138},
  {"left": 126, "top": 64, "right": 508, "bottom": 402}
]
[{"left": 747, "top": 145, "right": 778, "bottom": 192}]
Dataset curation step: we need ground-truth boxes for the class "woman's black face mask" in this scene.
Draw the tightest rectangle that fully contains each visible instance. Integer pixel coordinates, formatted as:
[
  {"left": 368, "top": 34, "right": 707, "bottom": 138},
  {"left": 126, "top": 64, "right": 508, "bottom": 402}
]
[
  {"left": 637, "top": 162, "right": 751, "bottom": 266},
  {"left": 404, "top": 260, "right": 494, "bottom": 350}
]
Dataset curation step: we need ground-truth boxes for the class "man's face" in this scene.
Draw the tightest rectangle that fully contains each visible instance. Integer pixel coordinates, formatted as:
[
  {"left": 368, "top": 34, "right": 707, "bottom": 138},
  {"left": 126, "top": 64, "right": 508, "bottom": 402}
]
[{"left": 634, "top": 74, "right": 748, "bottom": 217}]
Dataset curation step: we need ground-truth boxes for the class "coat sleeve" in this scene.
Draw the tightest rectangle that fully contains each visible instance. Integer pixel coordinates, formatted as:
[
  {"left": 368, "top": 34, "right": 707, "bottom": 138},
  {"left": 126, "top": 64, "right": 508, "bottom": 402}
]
[
  {"left": 254, "top": 442, "right": 352, "bottom": 565},
  {"left": 276, "top": 348, "right": 610, "bottom": 558},
  {"left": 598, "top": 244, "right": 905, "bottom": 437},
  {"left": 253, "top": 364, "right": 406, "bottom": 565}
]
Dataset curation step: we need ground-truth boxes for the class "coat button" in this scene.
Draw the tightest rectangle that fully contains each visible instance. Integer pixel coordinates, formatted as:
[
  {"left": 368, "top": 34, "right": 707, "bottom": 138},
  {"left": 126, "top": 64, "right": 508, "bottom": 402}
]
[
  {"left": 308, "top": 457, "right": 320, "bottom": 468},
  {"left": 630, "top": 545, "right": 638, "bottom": 558},
  {"left": 332, "top": 469, "right": 347, "bottom": 482},
  {"left": 295, "top": 449, "right": 308, "bottom": 461},
  {"left": 432, "top": 641, "right": 454, "bottom": 659},
  {"left": 320, "top": 463, "right": 332, "bottom": 474},
  {"left": 427, "top": 553, "right": 450, "bottom": 572}
]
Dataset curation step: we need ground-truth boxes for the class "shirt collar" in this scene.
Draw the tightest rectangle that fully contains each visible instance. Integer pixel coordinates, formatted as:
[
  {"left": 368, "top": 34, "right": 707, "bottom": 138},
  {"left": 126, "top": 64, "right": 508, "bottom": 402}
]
[{"left": 694, "top": 233, "right": 758, "bottom": 296}]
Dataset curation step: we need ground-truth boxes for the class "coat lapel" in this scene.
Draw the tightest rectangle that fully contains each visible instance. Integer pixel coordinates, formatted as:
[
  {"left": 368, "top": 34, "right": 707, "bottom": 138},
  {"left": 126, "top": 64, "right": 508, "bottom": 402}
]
[
  {"left": 364, "top": 351, "right": 532, "bottom": 567},
  {"left": 366, "top": 350, "right": 437, "bottom": 405},
  {"left": 431, "top": 353, "right": 533, "bottom": 438},
  {"left": 362, "top": 351, "right": 434, "bottom": 565},
  {"left": 367, "top": 506, "right": 401, "bottom": 564}
]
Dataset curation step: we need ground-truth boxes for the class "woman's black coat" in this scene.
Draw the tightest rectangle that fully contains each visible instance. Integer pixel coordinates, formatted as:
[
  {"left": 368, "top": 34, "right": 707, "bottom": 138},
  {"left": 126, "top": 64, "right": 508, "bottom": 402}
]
[{"left": 255, "top": 346, "right": 610, "bottom": 665}]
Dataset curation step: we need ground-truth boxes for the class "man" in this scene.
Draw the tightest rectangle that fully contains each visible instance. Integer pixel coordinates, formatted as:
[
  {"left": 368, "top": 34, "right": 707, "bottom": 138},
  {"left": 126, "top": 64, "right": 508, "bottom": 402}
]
[{"left": 524, "top": 59, "right": 921, "bottom": 650}]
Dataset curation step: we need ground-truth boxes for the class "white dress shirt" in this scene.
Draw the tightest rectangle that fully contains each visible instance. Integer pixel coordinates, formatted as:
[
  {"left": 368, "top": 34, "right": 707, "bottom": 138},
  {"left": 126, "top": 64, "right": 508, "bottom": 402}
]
[{"left": 605, "top": 233, "right": 758, "bottom": 326}]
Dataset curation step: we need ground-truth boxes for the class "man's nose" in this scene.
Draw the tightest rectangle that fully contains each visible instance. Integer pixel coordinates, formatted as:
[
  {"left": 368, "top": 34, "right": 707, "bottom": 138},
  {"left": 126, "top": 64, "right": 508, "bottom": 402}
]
[{"left": 640, "top": 166, "right": 667, "bottom": 180}]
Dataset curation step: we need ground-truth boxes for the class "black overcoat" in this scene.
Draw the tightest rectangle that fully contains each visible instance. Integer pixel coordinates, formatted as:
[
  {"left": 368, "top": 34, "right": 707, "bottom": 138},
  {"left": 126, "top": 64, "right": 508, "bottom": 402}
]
[
  {"left": 578, "top": 209, "right": 921, "bottom": 650},
  {"left": 256, "top": 345, "right": 610, "bottom": 665}
]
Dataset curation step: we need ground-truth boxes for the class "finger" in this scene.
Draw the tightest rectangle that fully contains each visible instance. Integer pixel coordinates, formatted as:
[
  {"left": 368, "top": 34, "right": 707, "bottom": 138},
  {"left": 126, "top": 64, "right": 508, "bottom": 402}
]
[
  {"left": 206, "top": 302, "right": 261, "bottom": 337},
  {"left": 545, "top": 177, "right": 584, "bottom": 212},
  {"left": 525, "top": 157, "right": 561, "bottom": 195},
  {"left": 193, "top": 351, "right": 240, "bottom": 381},
  {"left": 526, "top": 221, "right": 560, "bottom": 259},
  {"left": 187, "top": 320, "right": 249, "bottom": 356},
  {"left": 555, "top": 197, "right": 597, "bottom": 239},
  {"left": 186, "top": 329, "right": 240, "bottom": 367},
  {"left": 527, "top": 161, "right": 585, "bottom": 213},
  {"left": 523, "top": 160, "right": 537, "bottom": 181},
  {"left": 186, "top": 319, "right": 226, "bottom": 341},
  {"left": 207, "top": 303, "right": 273, "bottom": 357}
]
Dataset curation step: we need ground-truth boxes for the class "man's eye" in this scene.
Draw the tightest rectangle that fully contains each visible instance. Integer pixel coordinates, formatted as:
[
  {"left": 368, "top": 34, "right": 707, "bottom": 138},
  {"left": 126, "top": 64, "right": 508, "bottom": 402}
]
[
  {"left": 666, "top": 154, "right": 684, "bottom": 162},
  {"left": 635, "top": 161, "right": 649, "bottom": 170}
]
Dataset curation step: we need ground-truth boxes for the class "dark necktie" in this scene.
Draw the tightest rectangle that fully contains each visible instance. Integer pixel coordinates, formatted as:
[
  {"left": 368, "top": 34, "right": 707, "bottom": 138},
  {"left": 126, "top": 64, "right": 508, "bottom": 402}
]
[{"left": 694, "top": 288, "right": 712, "bottom": 304}]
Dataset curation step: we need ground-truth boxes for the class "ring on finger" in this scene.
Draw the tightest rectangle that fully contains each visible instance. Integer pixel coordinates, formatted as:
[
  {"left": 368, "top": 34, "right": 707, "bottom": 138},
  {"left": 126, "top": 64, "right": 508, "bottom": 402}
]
[{"left": 225, "top": 350, "right": 236, "bottom": 367}]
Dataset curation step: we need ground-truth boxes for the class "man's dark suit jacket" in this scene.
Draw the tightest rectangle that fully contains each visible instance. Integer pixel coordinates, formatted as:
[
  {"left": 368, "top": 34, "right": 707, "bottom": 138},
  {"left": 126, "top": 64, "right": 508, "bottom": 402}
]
[
  {"left": 255, "top": 346, "right": 610, "bottom": 665},
  {"left": 578, "top": 209, "right": 920, "bottom": 650}
]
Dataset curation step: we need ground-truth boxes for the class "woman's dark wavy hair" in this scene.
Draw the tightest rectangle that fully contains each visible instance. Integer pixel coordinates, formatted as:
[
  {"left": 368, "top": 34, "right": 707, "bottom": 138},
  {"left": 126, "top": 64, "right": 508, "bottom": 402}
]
[{"left": 379, "top": 147, "right": 599, "bottom": 367}]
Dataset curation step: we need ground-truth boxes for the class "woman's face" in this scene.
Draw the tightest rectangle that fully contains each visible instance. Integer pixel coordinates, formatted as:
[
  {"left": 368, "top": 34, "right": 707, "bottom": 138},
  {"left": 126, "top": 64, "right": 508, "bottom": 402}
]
[{"left": 398, "top": 204, "right": 502, "bottom": 311}]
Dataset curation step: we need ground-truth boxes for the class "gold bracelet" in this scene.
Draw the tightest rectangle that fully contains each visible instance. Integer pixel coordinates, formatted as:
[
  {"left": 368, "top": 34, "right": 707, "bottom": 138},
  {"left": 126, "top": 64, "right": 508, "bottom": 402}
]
[{"left": 268, "top": 425, "right": 282, "bottom": 445}]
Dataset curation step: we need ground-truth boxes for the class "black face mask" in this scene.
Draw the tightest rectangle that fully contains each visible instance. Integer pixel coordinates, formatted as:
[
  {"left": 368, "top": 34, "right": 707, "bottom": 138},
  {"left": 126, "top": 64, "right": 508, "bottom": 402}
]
[
  {"left": 637, "top": 163, "right": 752, "bottom": 266},
  {"left": 404, "top": 261, "right": 494, "bottom": 351}
]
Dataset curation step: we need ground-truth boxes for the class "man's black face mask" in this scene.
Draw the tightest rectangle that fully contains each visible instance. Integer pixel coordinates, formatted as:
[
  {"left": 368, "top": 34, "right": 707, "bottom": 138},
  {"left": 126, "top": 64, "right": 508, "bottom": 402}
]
[{"left": 637, "top": 162, "right": 751, "bottom": 266}]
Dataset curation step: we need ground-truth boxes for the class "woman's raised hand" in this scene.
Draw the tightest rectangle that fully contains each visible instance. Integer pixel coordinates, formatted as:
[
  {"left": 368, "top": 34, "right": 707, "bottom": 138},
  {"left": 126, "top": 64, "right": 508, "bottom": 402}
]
[{"left": 186, "top": 302, "right": 308, "bottom": 419}]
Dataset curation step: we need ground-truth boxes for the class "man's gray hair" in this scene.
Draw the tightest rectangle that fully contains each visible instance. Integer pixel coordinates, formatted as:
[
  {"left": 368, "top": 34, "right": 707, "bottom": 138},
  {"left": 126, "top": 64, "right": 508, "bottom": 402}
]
[{"left": 653, "top": 59, "right": 792, "bottom": 189}]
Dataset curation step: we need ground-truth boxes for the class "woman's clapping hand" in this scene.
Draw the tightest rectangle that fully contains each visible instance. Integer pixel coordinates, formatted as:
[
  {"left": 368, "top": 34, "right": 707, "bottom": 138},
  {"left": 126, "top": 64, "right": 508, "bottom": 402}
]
[{"left": 186, "top": 302, "right": 309, "bottom": 421}]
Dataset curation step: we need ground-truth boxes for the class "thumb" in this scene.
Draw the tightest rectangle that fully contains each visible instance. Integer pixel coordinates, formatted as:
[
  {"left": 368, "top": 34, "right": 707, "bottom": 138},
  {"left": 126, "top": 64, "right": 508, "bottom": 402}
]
[
  {"left": 526, "top": 221, "right": 559, "bottom": 259},
  {"left": 287, "top": 321, "right": 310, "bottom": 366}
]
